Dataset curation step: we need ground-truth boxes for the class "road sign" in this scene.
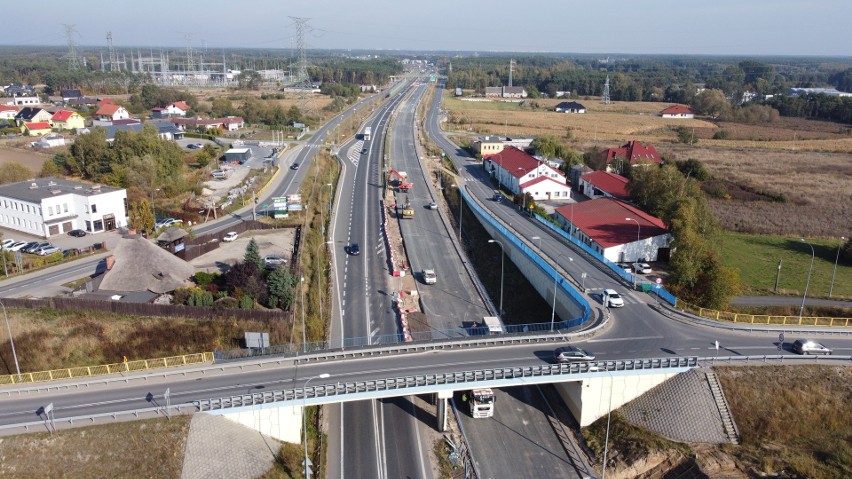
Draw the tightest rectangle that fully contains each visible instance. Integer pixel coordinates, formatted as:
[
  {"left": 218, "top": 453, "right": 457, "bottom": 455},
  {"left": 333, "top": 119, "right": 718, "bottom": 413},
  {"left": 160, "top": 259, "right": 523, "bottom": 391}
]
[
  {"left": 778, "top": 333, "right": 785, "bottom": 343},
  {"left": 655, "top": 277, "right": 662, "bottom": 284}
]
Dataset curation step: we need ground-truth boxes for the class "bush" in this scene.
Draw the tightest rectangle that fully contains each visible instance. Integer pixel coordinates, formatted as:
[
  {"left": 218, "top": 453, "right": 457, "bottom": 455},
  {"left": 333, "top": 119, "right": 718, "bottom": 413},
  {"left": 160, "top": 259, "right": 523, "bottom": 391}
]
[
  {"left": 713, "top": 130, "right": 731, "bottom": 140},
  {"left": 238, "top": 295, "right": 254, "bottom": 310},
  {"left": 194, "top": 271, "right": 218, "bottom": 287},
  {"left": 676, "top": 126, "right": 698, "bottom": 144}
]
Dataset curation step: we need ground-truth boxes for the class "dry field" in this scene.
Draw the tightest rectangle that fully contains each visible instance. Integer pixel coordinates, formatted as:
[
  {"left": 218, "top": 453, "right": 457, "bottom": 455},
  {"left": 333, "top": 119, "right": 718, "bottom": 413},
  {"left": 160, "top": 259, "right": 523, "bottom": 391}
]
[
  {"left": 444, "top": 93, "right": 852, "bottom": 237},
  {"left": 0, "top": 145, "right": 54, "bottom": 173}
]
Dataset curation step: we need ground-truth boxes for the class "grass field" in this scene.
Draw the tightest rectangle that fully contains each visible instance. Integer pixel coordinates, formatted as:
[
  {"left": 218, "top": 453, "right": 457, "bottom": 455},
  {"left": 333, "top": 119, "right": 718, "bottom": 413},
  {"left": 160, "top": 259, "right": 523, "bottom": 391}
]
[{"left": 718, "top": 231, "right": 850, "bottom": 299}]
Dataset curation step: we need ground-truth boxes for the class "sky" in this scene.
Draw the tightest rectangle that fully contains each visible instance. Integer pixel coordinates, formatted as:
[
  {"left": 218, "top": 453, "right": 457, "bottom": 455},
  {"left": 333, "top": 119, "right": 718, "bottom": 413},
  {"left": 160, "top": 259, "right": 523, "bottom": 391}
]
[{"left": 4, "top": 0, "right": 851, "bottom": 57}]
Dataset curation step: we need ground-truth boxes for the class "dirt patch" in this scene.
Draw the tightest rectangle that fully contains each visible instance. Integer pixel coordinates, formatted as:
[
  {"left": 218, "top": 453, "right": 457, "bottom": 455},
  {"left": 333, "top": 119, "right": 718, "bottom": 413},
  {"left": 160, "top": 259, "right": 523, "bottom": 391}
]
[
  {"left": 0, "top": 146, "right": 53, "bottom": 173},
  {"left": 189, "top": 229, "right": 296, "bottom": 274}
]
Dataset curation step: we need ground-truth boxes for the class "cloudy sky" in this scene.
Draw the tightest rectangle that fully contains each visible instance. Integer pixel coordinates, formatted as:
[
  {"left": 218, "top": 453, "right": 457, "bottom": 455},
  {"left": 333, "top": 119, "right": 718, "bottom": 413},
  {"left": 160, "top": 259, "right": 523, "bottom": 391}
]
[{"left": 4, "top": 0, "right": 850, "bottom": 56}]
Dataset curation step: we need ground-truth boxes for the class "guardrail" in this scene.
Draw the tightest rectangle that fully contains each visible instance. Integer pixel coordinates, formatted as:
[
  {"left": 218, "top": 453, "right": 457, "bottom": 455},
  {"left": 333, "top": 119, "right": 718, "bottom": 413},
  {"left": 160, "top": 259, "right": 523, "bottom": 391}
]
[
  {"left": 195, "top": 357, "right": 698, "bottom": 411},
  {"left": 0, "top": 352, "right": 214, "bottom": 386},
  {"left": 0, "top": 404, "right": 195, "bottom": 434},
  {"left": 680, "top": 303, "right": 852, "bottom": 327}
]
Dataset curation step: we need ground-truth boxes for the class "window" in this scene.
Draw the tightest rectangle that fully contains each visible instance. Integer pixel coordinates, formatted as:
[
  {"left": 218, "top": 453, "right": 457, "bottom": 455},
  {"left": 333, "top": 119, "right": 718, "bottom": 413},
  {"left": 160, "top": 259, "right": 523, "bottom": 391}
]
[
  {"left": 91, "top": 204, "right": 97, "bottom": 213},
  {"left": 48, "top": 206, "right": 54, "bottom": 216},
  {"left": 93, "top": 220, "right": 103, "bottom": 231},
  {"left": 85, "top": 220, "right": 91, "bottom": 232},
  {"left": 63, "top": 203, "right": 68, "bottom": 213}
]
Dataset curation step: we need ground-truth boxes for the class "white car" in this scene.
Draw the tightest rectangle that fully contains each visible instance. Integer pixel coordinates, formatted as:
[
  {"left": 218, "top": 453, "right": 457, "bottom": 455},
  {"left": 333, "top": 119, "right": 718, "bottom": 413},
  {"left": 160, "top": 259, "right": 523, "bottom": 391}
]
[
  {"left": 602, "top": 289, "right": 624, "bottom": 308},
  {"left": 422, "top": 269, "right": 437, "bottom": 285},
  {"left": 1, "top": 239, "right": 16, "bottom": 248},
  {"left": 222, "top": 232, "right": 238, "bottom": 242},
  {"left": 6, "top": 241, "right": 29, "bottom": 251},
  {"left": 632, "top": 263, "right": 652, "bottom": 274}
]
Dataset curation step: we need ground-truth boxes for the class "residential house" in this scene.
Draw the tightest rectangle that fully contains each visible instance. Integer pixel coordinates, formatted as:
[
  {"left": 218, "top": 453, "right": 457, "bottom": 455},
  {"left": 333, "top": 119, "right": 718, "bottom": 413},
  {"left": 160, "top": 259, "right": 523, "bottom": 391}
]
[
  {"left": 0, "top": 177, "right": 128, "bottom": 238},
  {"left": 163, "top": 101, "right": 190, "bottom": 116},
  {"left": 0, "top": 105, "right": 18, "bottom": 121},
  {"left": 660, "top": 105, "right": 695, "bottom": 118},
  {"left": 7, "top": 96, "right": 40, "bottom": 106},
  {"left": 60, "top": 89, "right": 83, "bottom": 102},
  {"left": 471, "top": 135, "right": 505, "bottom": 156},
  {"left": 483, "top": 146, "right": 571, "bottom": 201},
  {"left": 102, "top": 123, "right": 145, "bottom": 143},
  {"left": 555, "top": 101, "right": 586, "bottom": 113},
  {"left": 599, "top": 140, "right": 662, "bottom": 173},
  {"left": 151, "top": 107, "right": 166, "bottom": 119},
  {"left": 150, "top": 121, "right": 184, "bottom": 141},
  {"left": 577, "top": 171, "right": 631, "bottom": 201},
  {"left": 69, "top": 97, "right": 99, "bottom": 108},
  {"left": 502, "top": 86, "right": 527, "bottom": 98},
  {"left": 554, "top": 198, "right": 671, "bottom": 263},
  {"left": 171, "top": 116, "right": 244, "bottom": 132},
  {"left": 50, "top": 110, "right": 86, "bottom": 130},
  {"left": 21, "top": 122, "right": 52, "bottom": 136},
  {"left": 14, "top": 107, "right": 51, "bottom": 126},
  {"left": 485, "top": 86, "right": 502, "bottom": 97},
  {"left": 3, "top": 85, "right": 30, "bottom": 97},
  {"left": 94, "top": 103, "right": 130, "bottom": 122}
]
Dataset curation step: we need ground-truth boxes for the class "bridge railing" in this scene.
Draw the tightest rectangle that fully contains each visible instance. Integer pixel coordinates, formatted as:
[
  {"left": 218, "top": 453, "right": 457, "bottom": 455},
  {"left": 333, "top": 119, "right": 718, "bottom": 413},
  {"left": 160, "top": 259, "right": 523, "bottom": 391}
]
[
  {"left": 680, "top": 303, "right": 852, "bottom": 327},
  {"left": 195, "top": 356, "right": 699, "bottom": 411}
]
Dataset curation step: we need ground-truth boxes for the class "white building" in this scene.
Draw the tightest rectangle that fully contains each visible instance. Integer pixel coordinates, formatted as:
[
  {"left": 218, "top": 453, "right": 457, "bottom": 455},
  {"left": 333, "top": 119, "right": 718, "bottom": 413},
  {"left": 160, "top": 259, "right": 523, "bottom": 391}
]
[
  {"left": 483, "top": 146, "right": 571, "bottom": 201},
  {"left": 0, "top": 177, "right": 128, "bottom": 238}
]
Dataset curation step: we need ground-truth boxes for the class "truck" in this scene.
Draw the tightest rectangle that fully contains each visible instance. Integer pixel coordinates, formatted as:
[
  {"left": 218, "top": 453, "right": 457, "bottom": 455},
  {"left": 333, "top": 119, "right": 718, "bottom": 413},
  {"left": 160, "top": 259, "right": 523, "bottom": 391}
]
[
  {"left": 363, "top": 126, "right": 372, "bottom": 141},
  {"left": 468, "top": 388, "right": 495, "bottom": 418},
  {"left": 482, "top": 316, "right": 504, "bottom": 335},
  {"left": 400, "top": 196, "right": 415, "bottom": 219}
]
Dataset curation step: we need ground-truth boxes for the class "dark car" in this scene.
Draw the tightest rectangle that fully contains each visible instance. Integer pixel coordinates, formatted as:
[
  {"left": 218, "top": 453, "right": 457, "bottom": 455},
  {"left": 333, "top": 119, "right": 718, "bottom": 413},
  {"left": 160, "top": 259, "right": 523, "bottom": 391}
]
[
  {"left": 290, "top": 163, "right": 300, "bottom": 170},
  {"left": 23, "top": 241, "right": 49, "bottom": 254},
  {"left": 67, "top": 229, "right": 87, "bottom": 237},
  {"left": 347, "top": 242, "right": 360, "bottom": 255},
  {"left": 361, "top": 148, "right": 368, "bottom": 154},
  {"left": 554, "top": 345, "right": 596, "bottom": 363}
]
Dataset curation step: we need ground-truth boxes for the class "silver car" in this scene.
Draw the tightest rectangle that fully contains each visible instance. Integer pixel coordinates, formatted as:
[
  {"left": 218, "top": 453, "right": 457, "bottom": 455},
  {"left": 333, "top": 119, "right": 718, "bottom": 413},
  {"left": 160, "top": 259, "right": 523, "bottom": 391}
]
[
  {"left": 554, "top": 346, "right": 596, "bottom": 363},
  {"left": 792, "top": 339, "right": 832, "bottom": 355}
]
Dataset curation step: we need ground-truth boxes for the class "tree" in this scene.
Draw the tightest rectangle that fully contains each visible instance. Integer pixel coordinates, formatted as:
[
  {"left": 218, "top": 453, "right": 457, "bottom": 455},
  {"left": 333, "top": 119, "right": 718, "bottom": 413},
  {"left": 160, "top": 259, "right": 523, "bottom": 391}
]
[
  {"left": 675, "top": 126, "right": 697, "bottom": 145},
  {"left": 0, "top": 162, "right": 33, "bottom": 184},
  {"left": 128, "top": 199, "right": 155, "bottom": 232},
  {"left": 244, "top": 238, "right": 263, "bottom": 271},
  {"left": 267, "top": 267, "right": 297, "bottom": 309},
  {"left": 692, "top": 89, "right": 730, "bottom": 118}
]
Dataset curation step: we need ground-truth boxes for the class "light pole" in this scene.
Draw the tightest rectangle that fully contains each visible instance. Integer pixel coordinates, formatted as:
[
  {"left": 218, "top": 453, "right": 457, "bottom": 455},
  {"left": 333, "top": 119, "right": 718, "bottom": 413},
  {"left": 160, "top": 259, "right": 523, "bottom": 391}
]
[
  {"left": 303, "top": 373, "right": 331, "bottom": 479},
  {"left": 799, "top": 238, "right": 815, "bottom": 320},
  {"left": 300, "top": 276, "right": 306, "bottom": 352},
  {"left": 625, "top": 217, "right": 640, "bottom": 289},
  {"left": 488, "top": 239, "right": 505, "bottom": 318},
  {"left": 550, "top": 255, "right": 573, "bottom": 331},
  {"left": 1, "top": 300, "right": 21, "bottom": 382},
  {"left": 150, "top": 187, "right": 160, "bottom": 227},
  {"left": 829, "top": 237, "right": 845, "bottom": 298}
]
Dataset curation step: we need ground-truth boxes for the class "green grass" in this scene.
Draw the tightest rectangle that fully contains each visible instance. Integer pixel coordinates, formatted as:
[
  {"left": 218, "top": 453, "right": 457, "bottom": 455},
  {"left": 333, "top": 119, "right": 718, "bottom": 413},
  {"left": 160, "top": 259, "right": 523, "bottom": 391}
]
[{"left": 718, "top": 231, "right": 851, "bottom": 299}]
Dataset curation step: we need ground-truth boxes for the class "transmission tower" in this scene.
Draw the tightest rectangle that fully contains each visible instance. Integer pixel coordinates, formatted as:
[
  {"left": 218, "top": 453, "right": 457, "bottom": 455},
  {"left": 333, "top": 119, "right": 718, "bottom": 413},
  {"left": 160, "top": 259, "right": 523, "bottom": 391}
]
[
  {"left": 185, "top": 33, "right": 196, "bottom": 73},
  {"left": 289, "top": 16, "right": 318, "bottom": 116},
  {"left": 63, "top": 24, "right": 81, "bottom": 71},
  {"left": 508, "top": 59, "right": 515, "bottom": 87},
  {"left": 602, "top": 75, "right": 611, "bottom": 104},
  {"left": 106, "top": 31, "right": 120, "bottom": 72}
]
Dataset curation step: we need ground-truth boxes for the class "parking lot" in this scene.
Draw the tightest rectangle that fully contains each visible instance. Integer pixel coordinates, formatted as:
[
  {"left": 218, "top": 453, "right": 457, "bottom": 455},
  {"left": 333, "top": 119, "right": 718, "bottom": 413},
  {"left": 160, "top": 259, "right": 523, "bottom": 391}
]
[{"left": 188, "top": 229, "right": 297, "bottom": 274}]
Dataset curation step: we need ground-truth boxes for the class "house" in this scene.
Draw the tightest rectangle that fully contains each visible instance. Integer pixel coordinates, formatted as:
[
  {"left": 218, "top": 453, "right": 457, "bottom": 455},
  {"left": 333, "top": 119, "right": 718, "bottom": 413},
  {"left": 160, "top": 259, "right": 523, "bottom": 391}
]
[
  {"left": 7, "top": 96, "right": 40, "bottom": 106},
  {"left": 102, "top": 123, "right": 145, "bottom": 143},
  {"left": 60, "top": 89, "right": 83, "bottom": 102},
  {"left": 50, "top": 110, "right": 85, "bottom": 130},
  {"left": 599, "top": 140, "right": 662, "bottom": 173},
  {"left": 21, "top": 122, "right": 52, "bottom": 136},
  {"left": 577, "top": 171, "right": 631, "bottom": 201},
  {"left": 485, "top": 86, "right": 502, "bottom": 97},
  {"left": 14, "top": 107, "right": 51, "bottom": 126},
  {"left": 224, "top": 148, "right": 252, "bottom": 164},
  {"left": 3, "top": 85, "right": 30, "bottom": 97},
  {"left": 483, "top": 146, "right": 571, "bottom": 201},
  {"left": 221, "top": 116, "right": 244, "bottom": 131},
  {"left": 163, "top": 101, "right": 191, "bottom": 117},
  {"left": 0, "top": 177, "right": 128, "bottom": 238},
  {"left": 171, "top": 116, "right": 244, "bottom": 132},
  {"left": 555, "top": 101, "right": 586, "bottom": 113},
  {"left": 0, "top": 105, "right": 18, "bottom": 120},
  {"left": 95, "top": 234, "right": 194, "bottom": 297},
  {"left": 660, "top": 105, "right": 695, "bottom": 118},
  {"left": 502, "top": 86, "right": 527, "bottom": 98},
  {"left": 31, "top": 135, "right": 66, "bottom": 148},
  {"left": 471, "top": 136, "right": 505, "bottom": 156},
  {"left": 151, "top": 107, "right": 166, "bottom": 119},
  {"left": 149, "top": 121, "right": 184, "bottom": 141},
  {"left": 554, "top": 198, "right": 671, "bottom": 263},
  {"left": 95, "top": 103, "right": 130, "bottom": 122},
  {"left": 69, "top": 97, "right": 99, "bottom": 108}
]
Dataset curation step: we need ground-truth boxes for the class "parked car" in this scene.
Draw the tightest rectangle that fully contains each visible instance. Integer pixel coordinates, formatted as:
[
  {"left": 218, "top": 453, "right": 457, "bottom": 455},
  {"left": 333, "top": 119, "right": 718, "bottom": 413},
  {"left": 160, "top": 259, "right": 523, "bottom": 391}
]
[
  {"left": 347, "top": 242, "right": 360, "bottom": 255},
  {"left": 360, "top": 148, "right": 367, "bottom": 154},
  {"left": 6, "top": 241, "right": 29, "bottom": 252},
  {"left": 290, "top": 163, "right": 300, "bottom": 170},
  {"left": 427, "top": 202, "right": 438, "bottom": 210},
  {"left": 36, "top": 245, "right": 60, "bottom": 256},
  {"left": 264, "top": 254, "right": 287, "bottom": 269},
  {"left": 156, "top": 218, "right": 182, "bottom": 229},
  {"left": 602, "top": 289, "right": 624, "bottom": 308},
  {"left": 211, "top": 169, "right": 228, "bottom": 179},
  {"left": 23, "top": 242, "right": 49, "bottom": 254},
  {"left": 617, "top": 263, "right": 632, "bottom": 274},
  {"left": 1, "top": 239, "right": 16, "bottom": 248},
  {"left": 792, "top": 339, "right": 832, "bottom": 355},
  {"left": 632, "top": 262, "right": 652, "bottom": 274},
  {"left": 554, "top": 345, "right": 596, "bottom": 363},
  {"left": 187, "top": 143, "right": 203, "bottom": 149},
  {"left": 67, "top": 229, "right": 87, "bottom": 237},
  {"left": 422, "top": 269, "right": 437, "bottom": 285},
  {"left": 222, "top": 232, "right": 238, "bottom": 242}
]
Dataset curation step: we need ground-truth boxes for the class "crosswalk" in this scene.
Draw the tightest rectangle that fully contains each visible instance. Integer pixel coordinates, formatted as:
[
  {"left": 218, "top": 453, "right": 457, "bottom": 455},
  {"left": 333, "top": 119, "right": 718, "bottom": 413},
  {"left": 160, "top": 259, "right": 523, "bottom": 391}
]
[{"left": 347, "top": 141, "right": 366, "bottom": 167}]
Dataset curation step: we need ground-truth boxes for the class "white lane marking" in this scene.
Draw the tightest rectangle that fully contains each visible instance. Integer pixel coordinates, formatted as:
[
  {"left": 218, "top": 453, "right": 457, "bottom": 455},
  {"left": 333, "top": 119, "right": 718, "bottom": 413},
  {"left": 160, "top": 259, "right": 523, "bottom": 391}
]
[{"left": 585, "top": 336, "right": 663, "bottom": 343}]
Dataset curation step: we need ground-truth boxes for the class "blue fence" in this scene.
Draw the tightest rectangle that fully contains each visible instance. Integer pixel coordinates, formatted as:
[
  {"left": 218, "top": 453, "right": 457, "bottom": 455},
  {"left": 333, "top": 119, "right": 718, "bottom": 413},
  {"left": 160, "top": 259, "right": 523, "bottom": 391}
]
[
  {"left": 461, "top": 188, "right": 592, "bottom": 328},
  {"left": 532, "top": 212, "right": 678, "bottom": 307}
]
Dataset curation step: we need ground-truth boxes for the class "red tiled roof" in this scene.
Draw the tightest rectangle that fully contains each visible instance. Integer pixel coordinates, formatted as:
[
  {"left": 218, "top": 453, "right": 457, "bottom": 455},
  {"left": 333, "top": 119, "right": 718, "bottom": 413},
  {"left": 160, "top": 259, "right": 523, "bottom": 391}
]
[
  {"left": 50, "top": 110, "right": 77, "bottom": 122},
  {"left": 600, "top": 140, "right": 661, "bottom": 166},
  {"left": 485, "top": 146, "right": 563, "bottom": 179},
  {"left": 520, "top": 175, "right": 567, "bottom": 190},
  {"left": 96, "top": 104, "right": 123, "bottom": 116},
  {"left": 168, "top": 101, "right": 190, "bottom": 111},
  {"left": 661, "top": 105, "right": 695, "bottom": 115},
  {"left": 554, "top": 198, "right": 667, "bottom": 249},
  {"left": 0, "top": 105, "right": 19, "bottom": 112},
  {"left": 97, "top": 98, "right": 116, "bottom": 106},
  {"left": 151, "top": 107, "right": 165, "bottom": 111},
  {"left": 24, "top": 121, "right": 51, "bottom": 130},
  {"left": 581, "top": 171, "right": 630, "bottom": 200},
  {"left": 222, "top": 116, "right": 244, "bottom": 124}
]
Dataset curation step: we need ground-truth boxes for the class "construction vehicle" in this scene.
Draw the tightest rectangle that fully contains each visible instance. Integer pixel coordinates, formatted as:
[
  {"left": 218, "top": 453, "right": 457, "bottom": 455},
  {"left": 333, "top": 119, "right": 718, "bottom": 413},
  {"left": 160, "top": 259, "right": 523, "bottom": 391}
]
[
  {"left": 388, "top": 169, "right": 413, "bottom": 192},
  {"left": 400, "top": 196, "right": 415, "bottom": 219},
  {"left": 468, "top": 388, "right": 495, "bottom": 418}
]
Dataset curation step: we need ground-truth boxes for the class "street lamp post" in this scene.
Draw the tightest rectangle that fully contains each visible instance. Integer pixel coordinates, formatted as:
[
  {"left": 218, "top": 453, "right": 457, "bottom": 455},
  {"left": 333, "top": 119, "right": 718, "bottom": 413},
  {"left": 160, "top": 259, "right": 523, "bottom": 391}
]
[
  {"left": 300, "top": 276, "right": 306, "bottom": 352},
  {"left": 625, "top": 217, "right": 641, "bottom": 289},
  {"left": 303, "top": 373, "right": 331, "bottom": 479},
  {"left": 829, "top": 237, "right": 846, "bottom": 298},
  {"left": 799, "top": 238, "right": 815, "bottom": 320},
  {"left": 488, "top": 239, "right": 505, "bottom": 318},
  {"left": 151, "top": 187, "right": 160, "bottom": 228},
  {"left": 0, "top": 300, "right": 21, "bottom": 382},
  {"left": 550, "top": 255, "right": 573, "bottom": 331}
]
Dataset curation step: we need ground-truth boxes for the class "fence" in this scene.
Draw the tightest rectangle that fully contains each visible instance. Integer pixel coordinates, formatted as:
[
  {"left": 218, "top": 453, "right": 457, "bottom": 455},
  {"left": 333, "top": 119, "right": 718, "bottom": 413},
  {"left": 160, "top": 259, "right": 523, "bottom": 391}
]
[
  {"left": 1, "top": 352, "right": 214, "bottom": 386},
  {"left": 0, "top": 297, "right": 289, "bottom": 323},
  {"left": 680, "top": 303, "right": 852, "bottom": 327},
  {"left": 532, "top": 212, "right": 679, "bottom": 307}
]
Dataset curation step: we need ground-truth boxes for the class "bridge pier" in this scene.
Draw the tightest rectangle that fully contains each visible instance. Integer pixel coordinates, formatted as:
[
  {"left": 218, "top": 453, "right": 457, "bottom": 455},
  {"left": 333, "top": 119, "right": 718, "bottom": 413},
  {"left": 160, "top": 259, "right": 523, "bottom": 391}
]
[
  {"left": 436, "top": 390, "right": 454, "bottom": 432},
  {"left": 217, "top": 403, "right": 304, "bottom": 444}
]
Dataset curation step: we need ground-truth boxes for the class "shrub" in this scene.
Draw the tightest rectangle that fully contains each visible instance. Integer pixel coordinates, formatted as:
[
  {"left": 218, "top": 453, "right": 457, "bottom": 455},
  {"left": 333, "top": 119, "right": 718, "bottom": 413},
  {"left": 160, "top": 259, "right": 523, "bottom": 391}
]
[
  {"left": 194, "top": 271, "right": 218, "bottom": 287},
  {"left": 713, "top": 130, "right": 731, "bottom": 140}
]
